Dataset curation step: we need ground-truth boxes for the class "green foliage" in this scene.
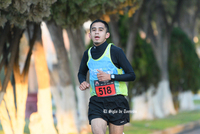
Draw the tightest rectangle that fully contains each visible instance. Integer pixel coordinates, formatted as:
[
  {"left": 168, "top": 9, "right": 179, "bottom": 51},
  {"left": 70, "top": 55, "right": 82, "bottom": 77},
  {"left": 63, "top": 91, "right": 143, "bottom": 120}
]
[
  {"left": 50, "top": 0, "right": 134, "bottom": 28},
  {"left": 0, "top": 0, "right": 140, "bottom": 29},
  {"left": 130, "top": 34, "right": 160, "bottom": 94},
  {"left": 0, "top": 0, "right": 56, "bottom": 28},
  {"left": 162, "top": 0, "right": 176, "bottom": 16},
  {"left": 169, "top": 27, "right": 200, "bottom": 93}
]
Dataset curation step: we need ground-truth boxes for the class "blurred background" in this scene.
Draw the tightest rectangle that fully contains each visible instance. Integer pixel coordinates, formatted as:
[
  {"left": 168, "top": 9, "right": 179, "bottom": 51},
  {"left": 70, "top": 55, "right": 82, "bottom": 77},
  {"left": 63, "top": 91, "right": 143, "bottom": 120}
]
[{"left": 0, "top": 0, "right": 200, "bottom": 134}]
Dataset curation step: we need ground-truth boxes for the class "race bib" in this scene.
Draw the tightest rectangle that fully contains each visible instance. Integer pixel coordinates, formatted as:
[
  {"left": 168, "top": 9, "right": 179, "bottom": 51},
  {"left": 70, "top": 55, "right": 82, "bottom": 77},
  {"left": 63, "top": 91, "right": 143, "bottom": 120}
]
[{"left": 94, "top": 80, "right": 116, "bottom": 97}]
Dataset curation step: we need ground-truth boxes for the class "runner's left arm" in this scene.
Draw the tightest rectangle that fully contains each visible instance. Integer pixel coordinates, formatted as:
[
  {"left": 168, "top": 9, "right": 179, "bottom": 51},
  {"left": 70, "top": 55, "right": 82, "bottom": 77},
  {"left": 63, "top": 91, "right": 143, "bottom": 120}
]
[{"left": 111, "top": 46, "right": 136, "bottom": 81}]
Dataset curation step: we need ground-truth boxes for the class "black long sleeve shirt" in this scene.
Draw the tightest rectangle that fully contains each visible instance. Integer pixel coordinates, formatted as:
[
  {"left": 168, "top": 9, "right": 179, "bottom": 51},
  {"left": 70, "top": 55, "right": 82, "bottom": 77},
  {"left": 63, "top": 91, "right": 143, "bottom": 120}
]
[{"left": 78, "top": 41, "right": 136, "bottom": 84}]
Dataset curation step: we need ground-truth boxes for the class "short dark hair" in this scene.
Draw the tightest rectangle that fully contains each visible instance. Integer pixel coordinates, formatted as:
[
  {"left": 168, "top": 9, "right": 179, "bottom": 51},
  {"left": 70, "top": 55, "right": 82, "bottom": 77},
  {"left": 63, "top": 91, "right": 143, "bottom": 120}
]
[{"left": 90, "top": 19, "right": 109, "bottom": 33}]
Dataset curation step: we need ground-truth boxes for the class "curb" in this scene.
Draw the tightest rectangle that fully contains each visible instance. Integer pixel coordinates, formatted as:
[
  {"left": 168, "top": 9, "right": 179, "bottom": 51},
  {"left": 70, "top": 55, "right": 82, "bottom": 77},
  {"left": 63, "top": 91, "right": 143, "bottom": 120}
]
[{"left": 153, "top": 120, "right": 200, "bottom": 134}]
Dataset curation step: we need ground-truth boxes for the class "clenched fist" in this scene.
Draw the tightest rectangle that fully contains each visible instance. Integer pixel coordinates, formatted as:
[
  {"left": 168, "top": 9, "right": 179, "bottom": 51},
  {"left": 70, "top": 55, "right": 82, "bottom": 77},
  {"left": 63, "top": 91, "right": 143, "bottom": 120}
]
[{"left": 79, "top": 81, "right": 90, "bottom": 91}]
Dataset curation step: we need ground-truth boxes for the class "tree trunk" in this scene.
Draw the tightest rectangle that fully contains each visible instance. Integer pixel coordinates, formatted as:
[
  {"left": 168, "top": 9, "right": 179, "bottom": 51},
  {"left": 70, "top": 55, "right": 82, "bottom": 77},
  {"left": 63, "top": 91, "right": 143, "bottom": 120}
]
[
  {"left": 1, "top": 77, "right": 28, "bottom": 134},
  {"left": 178, "top": 0, "right": 200, "bottom": 40},
  {"left": 2, "top": 33, "right": 30, "bottom": 134},
  {"left": 126, "top": 0, "right": 146, "bottom": 104},
  {"left": 125, "top": 18, "right": 137, "bottom": 63},
  {"left": 0, "top": 81, "right": 15, "bottom": 134},
  {"left": 30, "top": 41, "right": 57, "bottom": 134},
  {"left": 0, "top": 82, "right": 4, "bottom": 104},
  {"left": 153, "top": 3, "right": 176, "bottom": 116},
  {"left": 46, "top": 20, "right": 78, "bottom": 134},
  {"left": 28, "top": 60, "right": 38, "bottom": 93},
  {"left": 0, "top": 28, "right": 23, "bottom": 104},
  {"left": 9, "top": 24, "right": 39, "bottom": 134},
  {"left": 0, "top": 92, "right": 4, "bottom": 105},
  {"left": 0, "top": 27, "right": 25, "bottom": 134},
  {"left": 13, "top": 72, "right": 28, "bottom": 134},
  {"left": 66, "top": 27, "right": 90, "bottom": 133},
  {"left": 146, "top": 85, "right": 155, "bottom": 120},
  {"left": 143, "top": 0, "right": 184, "bottom": 117},
  {"left": 109, "top": 14, "right": 121, "bottom": 47},
  {"left": 150, "top": 34, "right": 176, "bottom": 117},
  {"left": 150, "top": 32, "right": 176, "bottom": 118},
  {"left": 132, "top": 93, "right": 148, "bottom": 120},
  {"left": 132, "top": 85, "right": 165, "bottom": 120},
  {"left": 0, "top": 99, "right": 13, "bottom": 134},
  {"left": 125, "top": 0, "right": 146, "bottom": 63},
  {"left": 178, "top": 91, "right": 195, "bottom": 111},
  {"left": 156, "top": 80, "right": 176, "bottom": 116}
]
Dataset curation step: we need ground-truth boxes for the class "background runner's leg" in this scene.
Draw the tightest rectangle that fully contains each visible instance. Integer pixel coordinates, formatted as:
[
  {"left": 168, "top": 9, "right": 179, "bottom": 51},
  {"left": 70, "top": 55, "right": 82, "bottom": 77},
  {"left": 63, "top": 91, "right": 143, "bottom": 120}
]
[
  {"left": 109, "top": 123, "right": 124, "bottom": 134},
  {"left": 91, "top": 118, "right": 107, "bottom": 134}
]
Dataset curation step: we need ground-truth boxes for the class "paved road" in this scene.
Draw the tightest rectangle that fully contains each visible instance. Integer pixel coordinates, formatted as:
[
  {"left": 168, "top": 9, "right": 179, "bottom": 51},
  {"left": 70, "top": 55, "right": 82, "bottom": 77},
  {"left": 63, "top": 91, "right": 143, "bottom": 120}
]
[{"left": 178, "top": 127, "right": 200, "bottom": 134}]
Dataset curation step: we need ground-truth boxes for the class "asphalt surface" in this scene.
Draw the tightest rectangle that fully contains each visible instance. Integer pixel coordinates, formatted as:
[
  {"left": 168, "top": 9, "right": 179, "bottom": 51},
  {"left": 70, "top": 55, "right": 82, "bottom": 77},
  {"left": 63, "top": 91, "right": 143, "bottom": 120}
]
[{"left": 178, "top": 127, "right": 200, "bottom": 134}]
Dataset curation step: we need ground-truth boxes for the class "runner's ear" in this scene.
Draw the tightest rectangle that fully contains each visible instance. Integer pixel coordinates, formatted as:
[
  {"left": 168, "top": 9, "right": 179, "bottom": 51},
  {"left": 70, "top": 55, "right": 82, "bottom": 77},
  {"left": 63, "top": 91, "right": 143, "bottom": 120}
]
[{"left": 106, "top": 32, "right": 110, "bottom": 39}]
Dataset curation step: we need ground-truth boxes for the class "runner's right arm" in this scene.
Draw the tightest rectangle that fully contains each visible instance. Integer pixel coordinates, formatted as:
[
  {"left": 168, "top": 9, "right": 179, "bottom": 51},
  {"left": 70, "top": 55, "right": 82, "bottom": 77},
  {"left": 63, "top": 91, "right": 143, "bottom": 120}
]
[{"left": 78, "top": 50, "right": 89, "bottom": 87}]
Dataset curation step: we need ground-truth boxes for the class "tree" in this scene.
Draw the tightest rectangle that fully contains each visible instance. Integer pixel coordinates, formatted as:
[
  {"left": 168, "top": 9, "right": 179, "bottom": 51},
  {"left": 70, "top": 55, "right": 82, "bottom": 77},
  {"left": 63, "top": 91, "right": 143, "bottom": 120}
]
[
  {"left": 130, "top": 34, "right": 160, "bottom": 120},
  {"left": 0, "top": 24, "right": 39, "bottom": 134},
  {"left": 28, "top": 25, "right": 57, "bottom": 134},
  {"left": 0, "top": 26, "right": 23, "bottom": 104},
  {"left": 0, "top": 0, "right": 56, "bottom": 105},
  {"left": 0, "top": 26, "right": 24, "bottom": 134},
  {"left": 46, "top": 21, "right": 79, "bottom": 134},
  {"left": 169, "top": 27, "right": 200, "bottom": 111},
  {"left": 0, "top": 0, "right": 56, "bottom": 28},
  {"left": 66, "top": 27, "right": 90, "bottom": 133},
  {"left": 50, "top": 0, "right": 140, "bottom": 28},
  {"left": 178, "top": 0, "right": 200, "bottom": 40},
  {"left": 0, "top": 1, "right": 57, "bottom": 133},
  {"left": 140, "top": 0, "right": 185, "bottom": 117},
  {"left": 125, "top": 0, "right": 146, "bottom": 63}
]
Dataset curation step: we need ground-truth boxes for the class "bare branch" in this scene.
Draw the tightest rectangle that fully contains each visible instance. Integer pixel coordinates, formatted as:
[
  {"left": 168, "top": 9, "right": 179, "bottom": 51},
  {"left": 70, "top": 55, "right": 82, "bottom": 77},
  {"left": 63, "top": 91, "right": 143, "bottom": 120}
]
[
  {"left": 0, "top": 22, "right": 10, "bottom": 55},
  {"left": 155, "top": 0, "right": 184, "bottom": 33},
  {"left": 0, "top": 44, "right": 11, "bottom": 71},
  {"left": 155, "top": 0, "right": 170, "bottom": 30},
  {"left": 147, "top": 20, "right": 157, "bottom": 52},
  {"left": 23, "top": 23, "right": 40, "bottom": 78},
  {"left": 1, "top": 28, "right": 23, "bottom": 92},
  {"left": 109, "top": 14, "right": 121, "bottom": 47},
  {"left": 126, "top": 0, "right": 147, "bottom": 62},
  {"left": 170, "top": 0, "right": 184, "bottom": 30},
  {"left": 146, "top": 0, "right": 157, "bottom": 49},
  {"left": 192, "top": 0, "right": 200, "bottom": 26}
]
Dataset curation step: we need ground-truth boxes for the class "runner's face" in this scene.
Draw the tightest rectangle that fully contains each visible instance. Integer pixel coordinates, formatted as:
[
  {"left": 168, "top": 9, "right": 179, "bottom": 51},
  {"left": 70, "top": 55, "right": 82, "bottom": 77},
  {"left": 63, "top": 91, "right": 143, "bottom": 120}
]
[{"left": 89, "top": 22, "right": 110, "bottom": 46}]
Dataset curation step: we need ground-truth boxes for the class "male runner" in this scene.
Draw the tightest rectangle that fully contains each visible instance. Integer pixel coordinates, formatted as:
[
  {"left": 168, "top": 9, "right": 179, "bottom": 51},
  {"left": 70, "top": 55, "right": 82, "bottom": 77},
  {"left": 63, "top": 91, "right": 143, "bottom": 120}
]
[{"left": 78, "top": 19, "right": 135, "bottom": 134}]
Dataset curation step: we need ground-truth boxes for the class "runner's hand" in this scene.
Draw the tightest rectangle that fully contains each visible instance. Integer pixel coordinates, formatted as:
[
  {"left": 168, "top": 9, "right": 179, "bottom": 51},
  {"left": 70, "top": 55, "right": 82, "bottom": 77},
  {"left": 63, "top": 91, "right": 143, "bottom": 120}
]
[
  {"left": 97, "top": 69, "right": 111, "bottom": 81},
  {"left": 79, "top": 81, "right": 90, "bottom": 91}
]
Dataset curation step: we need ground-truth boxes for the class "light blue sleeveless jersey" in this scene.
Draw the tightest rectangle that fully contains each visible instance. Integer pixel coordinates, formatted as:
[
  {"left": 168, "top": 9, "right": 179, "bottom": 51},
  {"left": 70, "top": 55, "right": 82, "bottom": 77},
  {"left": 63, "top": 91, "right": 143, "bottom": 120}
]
[{"left": 87, "top": 43, "right": 128, "bottom": 96}]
